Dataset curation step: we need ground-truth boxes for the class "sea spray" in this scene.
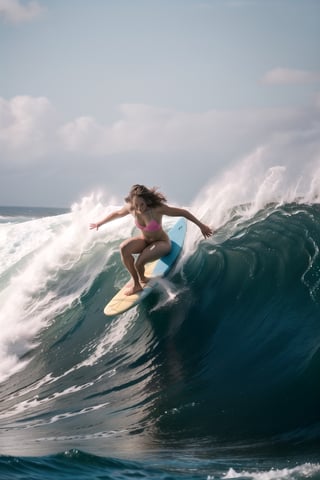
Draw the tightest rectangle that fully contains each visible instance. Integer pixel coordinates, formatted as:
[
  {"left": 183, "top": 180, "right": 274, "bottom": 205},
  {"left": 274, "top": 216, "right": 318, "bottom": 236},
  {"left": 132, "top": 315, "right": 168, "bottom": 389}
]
[{"left": 0, "top": 196, "right": 130, "bottom": 382}]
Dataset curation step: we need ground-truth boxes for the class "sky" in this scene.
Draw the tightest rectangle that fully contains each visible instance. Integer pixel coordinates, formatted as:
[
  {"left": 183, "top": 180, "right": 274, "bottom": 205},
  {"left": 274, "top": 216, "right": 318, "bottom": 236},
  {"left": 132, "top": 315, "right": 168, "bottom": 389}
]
[{"left": 0, "top": 0, "right": 319, "bottom": 207}]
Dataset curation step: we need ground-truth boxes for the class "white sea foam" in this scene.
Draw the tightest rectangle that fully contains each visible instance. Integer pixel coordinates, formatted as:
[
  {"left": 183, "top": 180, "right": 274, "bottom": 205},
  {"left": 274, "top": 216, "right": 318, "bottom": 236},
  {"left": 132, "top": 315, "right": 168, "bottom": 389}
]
[
  {"left": 0, "top": 381, "right": 95, "bottom": 421},
  {"left": 187, "top": 148, "right": 320, "bottom": 255},
  {"left": 222, "top": 462, "right": 320, "bottom": 479},
  {"left": 78, "top": 307, "right": 137, "bottom": 368},
  {"left": 149, "top": 277, "right": 183, "bottom": 312},
  {"left": 0, "top": 366, "right": 118, "bottom": 423},
  {"left": 0, "top": 194, "right": 130, "bottom": 383}
]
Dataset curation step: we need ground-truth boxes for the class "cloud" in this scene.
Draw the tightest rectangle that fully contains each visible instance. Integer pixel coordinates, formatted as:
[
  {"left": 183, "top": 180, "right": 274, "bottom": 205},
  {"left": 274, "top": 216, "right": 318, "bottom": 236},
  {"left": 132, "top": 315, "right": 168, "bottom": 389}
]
[
  {"left": 0, "top": 96, "right": 57, "bottom": 167},
  {"left": 0, "top": 94, "right": 320, "bottom": 206},
  {"left": 59, "top": 102, "right": 311, "bottom": 159},
  {"left": 262, "top": 68, "right": 320, "bottom": 85},
  {"left": 1, "top": 95, "right": 319, "bottom": 186},
  {"left": 0, "top": 0, "right": 44, "bottom": 24}
]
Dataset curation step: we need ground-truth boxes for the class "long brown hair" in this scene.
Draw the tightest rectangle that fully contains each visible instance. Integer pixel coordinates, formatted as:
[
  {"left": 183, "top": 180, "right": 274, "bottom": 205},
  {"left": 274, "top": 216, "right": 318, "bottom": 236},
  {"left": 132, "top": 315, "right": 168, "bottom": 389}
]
[{"left": 125, "top": 184, "right": 167, "bottom": 207}]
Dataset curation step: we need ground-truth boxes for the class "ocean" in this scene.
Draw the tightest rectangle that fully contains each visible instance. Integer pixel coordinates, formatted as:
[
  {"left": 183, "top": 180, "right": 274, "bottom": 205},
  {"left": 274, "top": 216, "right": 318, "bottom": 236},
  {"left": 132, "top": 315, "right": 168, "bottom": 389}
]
[{"left": 1, "top": 180, "right": 320, "bottom": 479}]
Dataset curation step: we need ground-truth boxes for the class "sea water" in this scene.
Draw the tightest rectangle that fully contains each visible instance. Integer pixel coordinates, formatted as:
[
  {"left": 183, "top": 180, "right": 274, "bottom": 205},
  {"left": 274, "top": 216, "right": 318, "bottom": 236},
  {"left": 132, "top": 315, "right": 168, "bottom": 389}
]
[{"left": 0, "top": 165, "right": 320, "bottom": 479}]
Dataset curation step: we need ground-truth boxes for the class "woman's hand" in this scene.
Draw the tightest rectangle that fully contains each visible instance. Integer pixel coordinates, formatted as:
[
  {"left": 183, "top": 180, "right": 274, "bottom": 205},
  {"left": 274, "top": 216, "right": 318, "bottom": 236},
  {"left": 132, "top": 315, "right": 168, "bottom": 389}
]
[
  {"left": 200, "top": 223, "right": 213, "bottom": 238},
  {"left": 89, "top": 223, "right": 99, "bottom": 230}
]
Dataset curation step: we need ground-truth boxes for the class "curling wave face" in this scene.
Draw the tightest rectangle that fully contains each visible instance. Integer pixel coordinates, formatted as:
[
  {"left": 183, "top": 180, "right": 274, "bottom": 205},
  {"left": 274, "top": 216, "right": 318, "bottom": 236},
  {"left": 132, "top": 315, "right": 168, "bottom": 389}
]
[{"left": 0, "top": 196, "right": 320, "bottom": 464}]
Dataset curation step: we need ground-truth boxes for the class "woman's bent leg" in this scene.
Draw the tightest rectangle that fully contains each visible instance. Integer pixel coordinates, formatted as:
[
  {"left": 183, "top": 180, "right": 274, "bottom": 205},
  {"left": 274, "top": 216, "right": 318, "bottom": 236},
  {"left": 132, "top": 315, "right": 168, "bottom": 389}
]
[
  {"left": 120, "top": 237, "right": 147, "bottom": 295},
  {"left": 135, "top": 240, "right": 171, "bottom": 283}
]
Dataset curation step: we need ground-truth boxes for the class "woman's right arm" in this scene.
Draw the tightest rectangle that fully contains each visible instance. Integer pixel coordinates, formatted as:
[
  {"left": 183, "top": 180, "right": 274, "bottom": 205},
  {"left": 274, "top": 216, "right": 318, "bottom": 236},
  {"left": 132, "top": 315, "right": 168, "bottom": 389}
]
[{"left": 89, "top": 205, "right": 130, "bottom": 230}]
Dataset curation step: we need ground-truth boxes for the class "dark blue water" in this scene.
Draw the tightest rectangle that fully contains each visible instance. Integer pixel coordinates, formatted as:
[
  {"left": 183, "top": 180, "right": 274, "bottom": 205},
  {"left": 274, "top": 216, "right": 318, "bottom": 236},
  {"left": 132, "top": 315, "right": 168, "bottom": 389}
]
[{"left": 0, "top": 201, "right": 320, "bottom": 479}]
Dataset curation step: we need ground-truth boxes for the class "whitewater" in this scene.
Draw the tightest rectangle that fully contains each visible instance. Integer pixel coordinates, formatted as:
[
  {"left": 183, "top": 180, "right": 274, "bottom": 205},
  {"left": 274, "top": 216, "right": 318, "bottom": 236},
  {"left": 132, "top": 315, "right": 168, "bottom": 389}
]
[{"left": 0, "top": 160, "right": 320, "bottom": 479}]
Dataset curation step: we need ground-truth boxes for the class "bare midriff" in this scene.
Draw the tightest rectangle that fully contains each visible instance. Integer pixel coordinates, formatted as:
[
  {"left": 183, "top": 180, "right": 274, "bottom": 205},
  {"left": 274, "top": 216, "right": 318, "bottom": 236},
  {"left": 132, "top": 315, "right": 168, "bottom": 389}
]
[{"left": 141, "top": 229, "right": 170, "bottom": 244}]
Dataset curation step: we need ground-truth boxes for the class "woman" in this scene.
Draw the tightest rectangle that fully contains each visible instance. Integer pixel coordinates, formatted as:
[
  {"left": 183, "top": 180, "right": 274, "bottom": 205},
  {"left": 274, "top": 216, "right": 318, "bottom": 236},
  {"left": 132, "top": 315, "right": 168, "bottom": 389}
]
[{"left": 90, "top": 185, "right": 213, "bottom": 296}]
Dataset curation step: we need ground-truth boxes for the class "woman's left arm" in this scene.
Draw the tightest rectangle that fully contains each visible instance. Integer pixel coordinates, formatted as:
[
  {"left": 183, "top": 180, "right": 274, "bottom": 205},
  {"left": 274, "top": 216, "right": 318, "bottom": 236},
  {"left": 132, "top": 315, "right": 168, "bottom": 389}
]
[{"left": 159, "top": 204, "right": 213, "bottom": 238}]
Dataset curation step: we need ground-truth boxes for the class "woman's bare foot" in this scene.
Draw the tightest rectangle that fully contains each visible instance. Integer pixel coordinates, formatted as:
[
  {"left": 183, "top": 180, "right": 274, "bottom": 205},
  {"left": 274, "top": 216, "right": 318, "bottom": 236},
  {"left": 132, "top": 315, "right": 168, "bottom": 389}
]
[{"left": 124, "top": 283, "right": 143, "bottom": 296}]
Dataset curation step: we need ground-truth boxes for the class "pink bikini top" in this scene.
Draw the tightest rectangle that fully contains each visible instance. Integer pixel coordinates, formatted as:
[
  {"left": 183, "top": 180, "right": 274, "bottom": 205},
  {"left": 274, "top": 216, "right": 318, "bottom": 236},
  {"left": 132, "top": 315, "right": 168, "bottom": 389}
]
[{"left": 135, "top": 213, "right": 162, "bottom": 232}]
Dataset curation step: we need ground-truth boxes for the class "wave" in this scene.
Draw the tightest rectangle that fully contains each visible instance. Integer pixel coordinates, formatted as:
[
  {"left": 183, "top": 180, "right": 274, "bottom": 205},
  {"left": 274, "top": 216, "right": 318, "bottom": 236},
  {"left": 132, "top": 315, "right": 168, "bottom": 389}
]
[
  {"left": 0, "top": 164, "right": 320, "bottom": 466},
  {"left": 1, "top": 449, "right": 320, "bottom": 480}
]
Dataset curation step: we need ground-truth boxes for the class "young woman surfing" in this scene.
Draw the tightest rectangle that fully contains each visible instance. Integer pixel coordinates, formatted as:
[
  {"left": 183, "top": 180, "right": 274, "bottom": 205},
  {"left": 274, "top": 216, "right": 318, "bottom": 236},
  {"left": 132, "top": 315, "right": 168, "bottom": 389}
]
[{"left": 90, "top": 184, "right": 213, "bottom": 296}]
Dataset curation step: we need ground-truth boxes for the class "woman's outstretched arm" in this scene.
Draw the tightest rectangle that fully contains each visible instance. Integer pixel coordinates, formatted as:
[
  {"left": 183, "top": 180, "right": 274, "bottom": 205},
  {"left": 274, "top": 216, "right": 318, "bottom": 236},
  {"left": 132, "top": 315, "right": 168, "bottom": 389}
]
[
  {"left": 158, "top": 204, "right": 213, "bottom": 238},
  {"left": 90, "top": 205, "right": 130, "bottom": 230}
]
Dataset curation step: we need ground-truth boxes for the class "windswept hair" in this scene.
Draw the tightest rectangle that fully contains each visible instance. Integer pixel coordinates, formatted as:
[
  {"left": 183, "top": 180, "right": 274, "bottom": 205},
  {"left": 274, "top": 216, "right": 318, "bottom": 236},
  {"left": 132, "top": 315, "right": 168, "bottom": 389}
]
[{"left": 125, "top": 184, "right": 167, "bottom": 207}]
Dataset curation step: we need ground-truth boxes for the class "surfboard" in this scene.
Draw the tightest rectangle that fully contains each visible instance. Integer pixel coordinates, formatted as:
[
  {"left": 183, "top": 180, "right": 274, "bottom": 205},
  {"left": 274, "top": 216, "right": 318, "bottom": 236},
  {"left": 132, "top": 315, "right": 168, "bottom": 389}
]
[{"left": 104, "top": 217, "right": 187, "bottom": 316}]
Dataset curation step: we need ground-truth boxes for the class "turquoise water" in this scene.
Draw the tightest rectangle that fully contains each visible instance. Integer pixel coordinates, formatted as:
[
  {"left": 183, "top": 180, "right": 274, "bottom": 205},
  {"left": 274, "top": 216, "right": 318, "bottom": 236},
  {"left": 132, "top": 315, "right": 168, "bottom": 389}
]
[{"left": 0, "top": 199, "right": 320, "bottom": 479}]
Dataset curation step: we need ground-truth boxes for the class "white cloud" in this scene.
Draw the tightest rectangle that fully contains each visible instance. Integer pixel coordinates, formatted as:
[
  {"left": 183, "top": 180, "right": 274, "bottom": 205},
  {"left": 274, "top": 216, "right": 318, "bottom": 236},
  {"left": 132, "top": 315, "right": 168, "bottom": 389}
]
[
  {"left": 1, "top": 95, "right": 319, "bottom": 186},
  {"left": 262, "top": 68, "right": 320, "bottom": 85},
  {"left": 0, "top": 94, "right": 319, "bottom": 207},
  {"left": 59, "top": 102, "right": 308, "bottom": 159},
  {"left": 0, "top": 96, "right": 57, "bottom": 167},
  {"left": 0, "top": 0, "right": 44, "bottom": 24}
]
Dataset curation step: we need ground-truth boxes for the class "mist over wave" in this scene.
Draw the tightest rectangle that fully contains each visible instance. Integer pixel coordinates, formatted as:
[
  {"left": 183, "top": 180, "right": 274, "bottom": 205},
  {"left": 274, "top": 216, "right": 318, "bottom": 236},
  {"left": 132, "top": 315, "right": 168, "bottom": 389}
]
[{"left": 1, "top": 158, "right": 320, "bottom": 478}]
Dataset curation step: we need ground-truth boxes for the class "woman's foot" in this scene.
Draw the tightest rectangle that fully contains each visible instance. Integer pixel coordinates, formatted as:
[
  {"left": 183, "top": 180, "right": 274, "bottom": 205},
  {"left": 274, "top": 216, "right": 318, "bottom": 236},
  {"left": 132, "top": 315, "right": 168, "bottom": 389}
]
[{"left": 124, "top": 283, "right": 143, "bottom": 296}]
